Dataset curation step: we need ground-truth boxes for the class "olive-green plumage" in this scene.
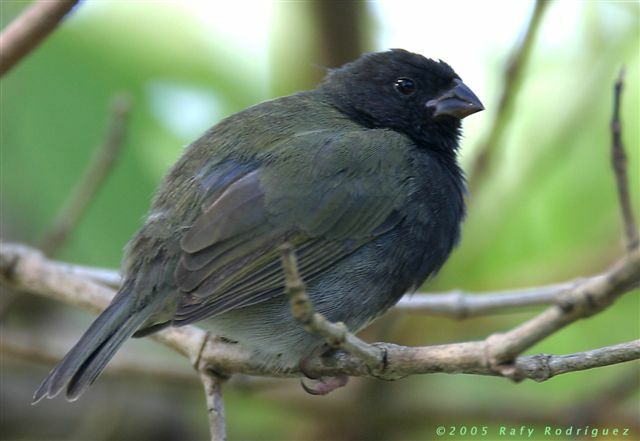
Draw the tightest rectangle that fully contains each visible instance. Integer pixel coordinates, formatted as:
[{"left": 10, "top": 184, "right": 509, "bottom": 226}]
[{"left": 34, "top": 49, "right": 483, "bottom": 401}]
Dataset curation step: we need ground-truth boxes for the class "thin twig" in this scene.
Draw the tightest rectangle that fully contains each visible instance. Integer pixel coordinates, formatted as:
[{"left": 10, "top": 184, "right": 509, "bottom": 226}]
[
  {"left": 0, "top": 0, "right": 79, "bottom": 76},
  {"left": 526, "top": 340, "right": 639, "bottom": 379},
  {"left": 40, "top": 94, "right": 132, "bottom": 255},
  {"left": 2, "top": 243, "right": 637, "bottom": 383},
  {"left": 280, "top": 243, "right": 383, "bottom": 369},
  {"left": 467, "top": 0, "right": 548, "bottom": 189},
  {"left": 193, "top": 333, "right": 227, "bottom": 440},
  {"left": 396, "top": 281, "right": 579, "bottom": 317},
  {"left": 610, "top": 68, "right": 639, "bottom": 252},
  {"left": 197, "top": 367, "right": 227, "bottom": 441}
]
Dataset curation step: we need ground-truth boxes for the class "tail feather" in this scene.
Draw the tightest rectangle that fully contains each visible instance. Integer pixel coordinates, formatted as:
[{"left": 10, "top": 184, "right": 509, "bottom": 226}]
[
  {"left": 32, "top": 290, "right": 156, "bottom": 403},
  {"left": 65, "top": 312, "right": 149, "bottom": 401}
]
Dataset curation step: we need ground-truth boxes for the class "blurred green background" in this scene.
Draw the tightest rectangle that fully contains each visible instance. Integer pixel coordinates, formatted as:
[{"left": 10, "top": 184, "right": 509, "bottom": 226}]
[{"left": 1, "top": 1, "right": 638, "bottom": 440}]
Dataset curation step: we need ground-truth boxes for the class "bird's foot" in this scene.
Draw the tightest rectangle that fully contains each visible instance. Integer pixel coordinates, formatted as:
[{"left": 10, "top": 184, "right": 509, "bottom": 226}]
[
  {"left": 300, "top": 375, "right": 348, "bottom": 395},
  {"left": 298, "top": 347, "right": 349, "bottom": 395}
]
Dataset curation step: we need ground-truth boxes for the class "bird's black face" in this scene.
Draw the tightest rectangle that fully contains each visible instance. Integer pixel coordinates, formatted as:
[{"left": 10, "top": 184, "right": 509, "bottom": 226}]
[{"left": 320, "top": 49, "right": 483, "bottom": 149}]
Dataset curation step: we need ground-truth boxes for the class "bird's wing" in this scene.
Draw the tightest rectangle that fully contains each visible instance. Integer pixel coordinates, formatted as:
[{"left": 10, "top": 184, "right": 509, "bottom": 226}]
[{"left": 171, "top": 129, "right": 412, "bottom": 325}]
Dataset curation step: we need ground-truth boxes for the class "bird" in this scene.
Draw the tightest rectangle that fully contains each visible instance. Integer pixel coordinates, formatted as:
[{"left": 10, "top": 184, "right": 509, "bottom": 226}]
[{"left": 33, "top": 48, "right": 483, "bottom": 401}]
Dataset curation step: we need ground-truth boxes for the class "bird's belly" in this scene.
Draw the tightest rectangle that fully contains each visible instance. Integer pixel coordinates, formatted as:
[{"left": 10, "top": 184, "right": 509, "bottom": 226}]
[{"left": 202, "top": 225, "right": 453, "bottom": 369}]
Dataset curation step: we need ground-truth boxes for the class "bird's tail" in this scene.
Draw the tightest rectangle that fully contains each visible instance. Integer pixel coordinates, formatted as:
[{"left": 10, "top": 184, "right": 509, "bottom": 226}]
[{"left": 32, "top": 285, "right": 160, "bottom": 403}]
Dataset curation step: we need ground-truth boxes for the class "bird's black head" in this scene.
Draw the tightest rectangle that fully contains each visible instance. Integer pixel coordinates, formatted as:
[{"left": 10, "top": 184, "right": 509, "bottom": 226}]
[{"left": 319, "top": 49, "right": 483, "bottom": 152}]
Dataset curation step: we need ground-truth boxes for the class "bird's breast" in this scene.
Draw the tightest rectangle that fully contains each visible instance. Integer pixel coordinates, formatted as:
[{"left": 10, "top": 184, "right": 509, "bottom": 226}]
[{"left": 388, "top": 153, "right": 465, "bottom": 292}]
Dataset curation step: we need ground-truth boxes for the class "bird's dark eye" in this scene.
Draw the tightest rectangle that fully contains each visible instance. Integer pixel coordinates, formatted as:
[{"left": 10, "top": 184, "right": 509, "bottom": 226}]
[{"left": 394, "top": 77, "right": 416, "bottom": 95}]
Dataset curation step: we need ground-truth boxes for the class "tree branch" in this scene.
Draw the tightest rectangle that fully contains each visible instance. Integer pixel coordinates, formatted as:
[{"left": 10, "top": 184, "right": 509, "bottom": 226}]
[
  {"left": 7, "top": 325, "right": 636, "bottom": 431},
  {"left": 610, "top": 68, "right": 639, "bottom": 252},
  {"left": 0, "top": 0, "right": 79, "bottom": 76},
  {"left": 40, "top": 93, "right": 132, "bottom": 255},
  {"left": 482, "top": 253, "right": 639, "bottom": 372},
  {"left": 396, "top": 281, "right": 580, "bottom": 317},
  {"left": 197, "top": 365, "right": 227, "bottom": 441},
  {"left": 2, "top": 242, "right": 637, "bottom": 384},
  {"left": 467, "top": 0, "right": 548, "bottom": 189},
  {"left": 532, "top": 340, "right": 639, "bottom": 379},
  {"left": 190, "top": 332, "right": 227, "bottom": 441}
]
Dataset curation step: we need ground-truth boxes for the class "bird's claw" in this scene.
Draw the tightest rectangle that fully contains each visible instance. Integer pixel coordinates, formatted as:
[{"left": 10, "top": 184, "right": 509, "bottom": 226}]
[
  {"left": 300, "top": 375, "right": 349, "bottom": 395},
  {"left": 298, "top": 349, "right": 349, "bottom": 395}
]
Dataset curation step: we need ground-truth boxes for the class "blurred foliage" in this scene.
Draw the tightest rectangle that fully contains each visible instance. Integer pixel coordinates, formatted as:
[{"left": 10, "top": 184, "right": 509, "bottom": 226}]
[{"left": 1, "top": 1, "right": 638, "bottom": 441}]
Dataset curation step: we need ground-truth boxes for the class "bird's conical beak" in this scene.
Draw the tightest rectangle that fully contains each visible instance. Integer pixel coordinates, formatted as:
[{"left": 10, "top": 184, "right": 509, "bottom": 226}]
[{"left": 426, "top": 79, "right": 484, "bottom": 119}]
